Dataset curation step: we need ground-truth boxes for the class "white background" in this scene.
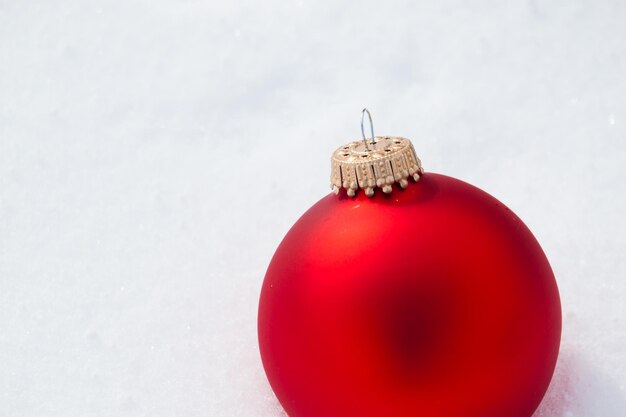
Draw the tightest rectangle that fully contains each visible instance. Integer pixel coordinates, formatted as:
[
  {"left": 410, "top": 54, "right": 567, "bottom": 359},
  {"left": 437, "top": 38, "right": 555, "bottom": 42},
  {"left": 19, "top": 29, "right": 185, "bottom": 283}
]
[{"left": 1, "top": 1, "right": 625, "bottom": 416}]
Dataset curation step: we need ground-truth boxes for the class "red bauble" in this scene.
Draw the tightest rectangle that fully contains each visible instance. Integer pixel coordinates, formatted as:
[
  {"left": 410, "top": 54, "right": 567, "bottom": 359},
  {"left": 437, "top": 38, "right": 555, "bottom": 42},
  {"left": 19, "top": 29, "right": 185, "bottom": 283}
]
[{"left": 258, "top": 173, "right": 561, "bottom": 417}]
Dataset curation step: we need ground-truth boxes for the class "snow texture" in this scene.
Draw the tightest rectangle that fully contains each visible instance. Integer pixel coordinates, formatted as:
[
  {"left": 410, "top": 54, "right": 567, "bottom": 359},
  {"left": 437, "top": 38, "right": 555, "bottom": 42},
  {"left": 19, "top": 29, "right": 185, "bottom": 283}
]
[{"left": 1, "top": 0, "right": 625, "bottom": 416}]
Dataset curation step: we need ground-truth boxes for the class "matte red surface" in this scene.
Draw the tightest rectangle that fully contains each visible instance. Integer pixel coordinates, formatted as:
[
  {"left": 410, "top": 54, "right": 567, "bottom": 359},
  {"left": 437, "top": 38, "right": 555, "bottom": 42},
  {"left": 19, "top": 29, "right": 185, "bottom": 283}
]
[{"left": 258, "top": 173, "right": 561, "bottom": 417}]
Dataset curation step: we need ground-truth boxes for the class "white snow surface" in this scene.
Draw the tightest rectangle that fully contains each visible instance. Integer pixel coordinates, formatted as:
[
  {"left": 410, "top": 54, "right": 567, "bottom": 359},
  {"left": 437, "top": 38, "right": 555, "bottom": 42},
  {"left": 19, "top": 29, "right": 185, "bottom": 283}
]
[{"left": 1, "top": 1, "right": 625, "bottom": 416}]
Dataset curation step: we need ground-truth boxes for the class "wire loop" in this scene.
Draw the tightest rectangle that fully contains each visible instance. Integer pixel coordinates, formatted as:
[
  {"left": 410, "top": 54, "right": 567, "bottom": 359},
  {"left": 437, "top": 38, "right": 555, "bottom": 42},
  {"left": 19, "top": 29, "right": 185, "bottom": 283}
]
[{"left": 360, "top": 108, "right": 375, "bottom": 148}]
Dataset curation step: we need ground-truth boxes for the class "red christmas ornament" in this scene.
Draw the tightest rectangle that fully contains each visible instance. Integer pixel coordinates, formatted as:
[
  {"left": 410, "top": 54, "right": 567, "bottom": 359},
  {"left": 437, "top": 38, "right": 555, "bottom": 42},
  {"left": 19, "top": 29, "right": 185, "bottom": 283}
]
[{"left": 258, "top": 111, "right": 561, "bottom": 417}]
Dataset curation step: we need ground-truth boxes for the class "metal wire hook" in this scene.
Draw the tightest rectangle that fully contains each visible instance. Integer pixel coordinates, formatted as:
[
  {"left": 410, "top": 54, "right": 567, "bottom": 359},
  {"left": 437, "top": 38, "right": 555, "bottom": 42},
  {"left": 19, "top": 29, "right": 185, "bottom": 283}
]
[{"left": 361, "top": 108, "right": 375, "bottom": 148}]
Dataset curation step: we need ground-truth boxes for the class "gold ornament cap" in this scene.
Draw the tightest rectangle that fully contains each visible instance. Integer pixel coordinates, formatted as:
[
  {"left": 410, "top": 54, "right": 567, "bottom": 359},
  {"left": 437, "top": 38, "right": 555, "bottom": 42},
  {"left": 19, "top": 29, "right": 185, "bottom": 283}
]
[{"left": 330, "top": 109, "right": 424, "bottom": 197}]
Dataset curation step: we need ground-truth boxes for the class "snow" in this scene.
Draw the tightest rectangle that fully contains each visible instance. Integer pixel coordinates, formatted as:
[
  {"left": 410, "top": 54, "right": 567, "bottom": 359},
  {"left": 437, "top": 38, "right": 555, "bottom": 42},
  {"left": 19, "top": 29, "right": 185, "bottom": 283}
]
[{"left": 0, "top": 0, "right": 625, "bottom": 416}]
